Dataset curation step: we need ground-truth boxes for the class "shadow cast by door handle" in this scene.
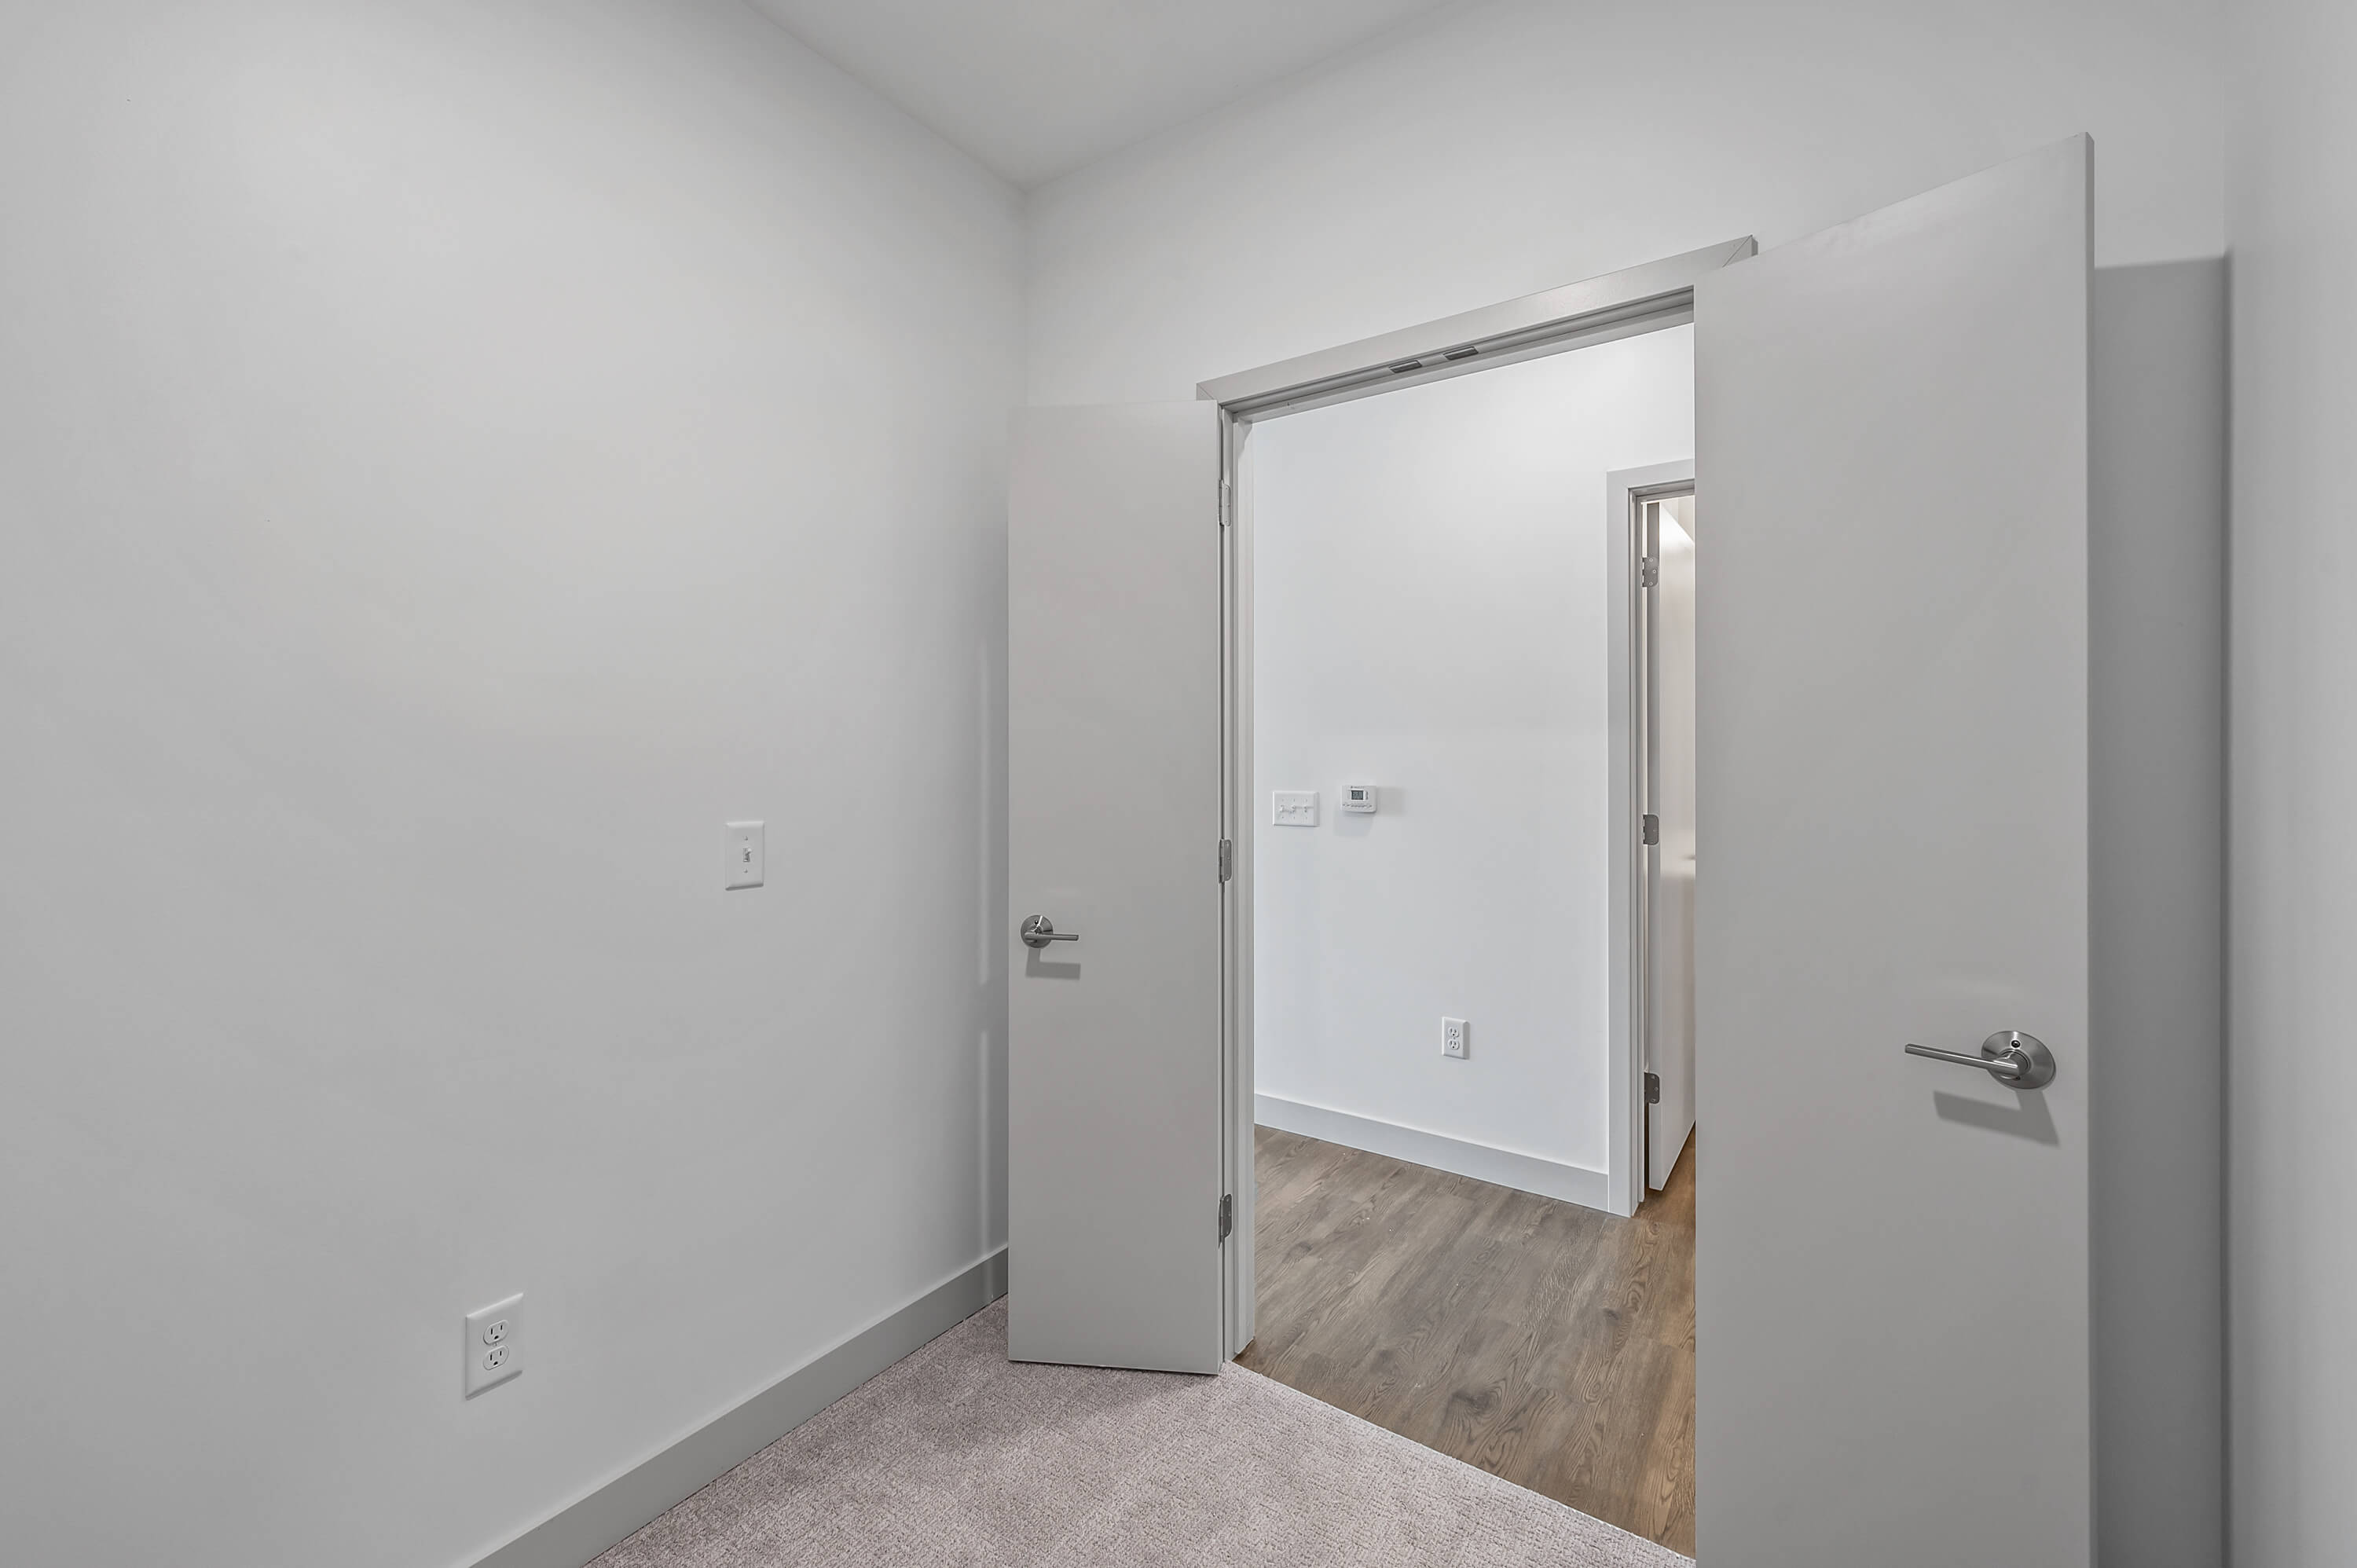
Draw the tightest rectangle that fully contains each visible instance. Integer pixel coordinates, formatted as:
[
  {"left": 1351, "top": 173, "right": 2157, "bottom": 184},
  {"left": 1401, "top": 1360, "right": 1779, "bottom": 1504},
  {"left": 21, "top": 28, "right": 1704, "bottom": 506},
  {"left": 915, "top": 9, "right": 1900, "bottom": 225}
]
[
  {"left": 1931, "top": 1088, "right": 2060, "bottom": 1145},
  {"left": 1024, "top": 947, "right": 1082, "bottom": 981}
]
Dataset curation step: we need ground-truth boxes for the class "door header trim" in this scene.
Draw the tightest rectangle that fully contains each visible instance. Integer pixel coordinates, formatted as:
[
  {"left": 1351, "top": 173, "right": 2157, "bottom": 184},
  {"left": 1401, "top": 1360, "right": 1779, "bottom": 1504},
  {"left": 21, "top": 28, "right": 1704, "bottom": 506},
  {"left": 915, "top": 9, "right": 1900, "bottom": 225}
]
[{"left": 1197, "top": 236, "right": 1755, "bottom": 420}]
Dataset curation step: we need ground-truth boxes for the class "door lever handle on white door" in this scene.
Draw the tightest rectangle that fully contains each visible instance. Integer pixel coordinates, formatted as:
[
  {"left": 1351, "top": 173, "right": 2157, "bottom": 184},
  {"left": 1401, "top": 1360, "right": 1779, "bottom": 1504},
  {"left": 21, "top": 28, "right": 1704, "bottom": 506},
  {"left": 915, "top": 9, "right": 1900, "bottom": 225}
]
[
  {"left": 1019, "top": 914, "right": 1080, "bottom": 950},
  {"left": 1903, "top": 1031, "right": 2055, "bottom": 1090}
]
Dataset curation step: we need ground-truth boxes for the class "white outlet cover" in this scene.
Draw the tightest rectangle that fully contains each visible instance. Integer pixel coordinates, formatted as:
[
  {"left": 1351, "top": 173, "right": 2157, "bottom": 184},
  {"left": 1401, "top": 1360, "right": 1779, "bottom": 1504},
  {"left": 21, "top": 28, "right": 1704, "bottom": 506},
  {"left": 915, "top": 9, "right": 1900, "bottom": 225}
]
[
  {"left": 464, "top": 1293, "right": 523, "bottom": 1398},
  {"left": 724, "top": 821, "right": 764, "bottom": 890},
  {"left": 1271, "top": 790, "right": 1318, "bottom": 826},
  {"left": 1442, "top": 1017, "right": 1468, "bottom": 1058}
]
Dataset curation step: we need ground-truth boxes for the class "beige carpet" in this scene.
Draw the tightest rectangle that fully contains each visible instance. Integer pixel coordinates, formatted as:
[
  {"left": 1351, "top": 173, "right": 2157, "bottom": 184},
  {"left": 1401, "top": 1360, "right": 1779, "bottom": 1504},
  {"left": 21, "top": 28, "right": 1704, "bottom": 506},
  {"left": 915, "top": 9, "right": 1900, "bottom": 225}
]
[{"left": 590, "top": 1301, "right": 1693, "bottom": 1568}]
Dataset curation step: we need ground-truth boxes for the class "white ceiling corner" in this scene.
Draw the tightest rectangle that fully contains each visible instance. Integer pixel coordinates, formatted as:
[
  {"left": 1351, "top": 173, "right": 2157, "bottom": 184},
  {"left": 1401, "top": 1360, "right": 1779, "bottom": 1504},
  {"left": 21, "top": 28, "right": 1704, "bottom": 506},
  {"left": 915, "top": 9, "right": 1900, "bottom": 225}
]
[{"left": 745, "top": 0, "right": 1468, "bottom": 188}]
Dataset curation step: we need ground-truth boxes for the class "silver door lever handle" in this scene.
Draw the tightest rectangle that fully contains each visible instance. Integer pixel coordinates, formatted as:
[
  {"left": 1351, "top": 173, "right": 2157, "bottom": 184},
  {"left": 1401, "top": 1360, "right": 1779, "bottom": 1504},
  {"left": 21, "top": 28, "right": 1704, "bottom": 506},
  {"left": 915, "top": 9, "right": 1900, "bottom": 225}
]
[
  {"left": 1020, "top": 914, "right": 1080, "bottom": 949},
  {"left": 1904, "top": 1031, "right": 2055, "bottom": 1090}
]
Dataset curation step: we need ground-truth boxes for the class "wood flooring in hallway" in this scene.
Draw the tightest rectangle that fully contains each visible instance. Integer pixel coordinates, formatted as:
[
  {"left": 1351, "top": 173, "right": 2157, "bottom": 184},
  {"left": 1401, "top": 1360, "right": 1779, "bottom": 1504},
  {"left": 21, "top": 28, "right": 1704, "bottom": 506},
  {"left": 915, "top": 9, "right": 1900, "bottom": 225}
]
[{"left": 1238, "top": 1125, "right": 1697, "bottom": 1556}]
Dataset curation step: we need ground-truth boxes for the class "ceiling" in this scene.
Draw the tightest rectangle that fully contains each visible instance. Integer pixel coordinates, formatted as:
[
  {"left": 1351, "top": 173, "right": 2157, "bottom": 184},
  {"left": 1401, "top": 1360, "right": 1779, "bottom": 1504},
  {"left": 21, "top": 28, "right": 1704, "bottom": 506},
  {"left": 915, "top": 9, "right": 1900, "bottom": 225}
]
[{"left": 746, "top": 0, "right": 1468, "bottom": 188}]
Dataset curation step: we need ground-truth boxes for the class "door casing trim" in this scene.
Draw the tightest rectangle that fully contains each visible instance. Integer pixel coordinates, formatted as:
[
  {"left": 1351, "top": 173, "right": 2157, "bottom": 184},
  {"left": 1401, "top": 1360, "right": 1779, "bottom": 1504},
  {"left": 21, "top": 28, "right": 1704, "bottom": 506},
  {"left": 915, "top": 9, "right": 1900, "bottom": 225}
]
[{"left": 1204, "top": 240, "right": 1754, "bottom": 1356}]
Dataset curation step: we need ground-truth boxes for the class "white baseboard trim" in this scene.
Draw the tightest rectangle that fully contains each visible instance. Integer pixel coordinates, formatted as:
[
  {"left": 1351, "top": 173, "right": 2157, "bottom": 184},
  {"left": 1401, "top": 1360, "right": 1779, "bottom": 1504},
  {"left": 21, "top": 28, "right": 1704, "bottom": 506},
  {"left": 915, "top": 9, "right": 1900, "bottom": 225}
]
[
  {"left": 467, "top": 1248, "right": 1008, "bottom": 1568},
  {"left": 1255, "top": 1094, "right": 1610, "bottom": 1211}
]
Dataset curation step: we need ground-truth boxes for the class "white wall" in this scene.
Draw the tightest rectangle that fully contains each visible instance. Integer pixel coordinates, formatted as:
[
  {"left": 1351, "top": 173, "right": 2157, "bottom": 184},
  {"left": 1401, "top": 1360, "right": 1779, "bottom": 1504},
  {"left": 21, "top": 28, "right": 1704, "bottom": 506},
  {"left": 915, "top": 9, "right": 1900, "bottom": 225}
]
[
  {"left": 1026, "top": 0, "right": 2223, "bottom": 405},
  {"left": 0, "top": 5, "right": 1020, "bottom": 1567},
  {"left": 2227, "top": 2, "right": 2357, "bottom": 1564},
  {"left": 1022, "top": 3, "right": 2227, "bottom": 1560},
  {"left": 1252, "top": 330, "right": 1693, "bottom": 1183}
]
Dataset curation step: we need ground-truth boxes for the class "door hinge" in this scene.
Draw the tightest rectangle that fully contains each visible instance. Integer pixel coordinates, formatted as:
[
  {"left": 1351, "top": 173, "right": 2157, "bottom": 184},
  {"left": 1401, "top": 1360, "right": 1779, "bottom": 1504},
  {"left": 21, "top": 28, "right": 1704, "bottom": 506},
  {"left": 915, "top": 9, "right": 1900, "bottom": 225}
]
[
  {"left": 1218, "top": 838, "right": 1233, "bottom": 882},
  {"left": 1645, "top": 1071, "right": 1662, "bottom": 1105},
  {"left": 1219, "top": 478, "right": 1232, "bottom": 529},
  {"left": 1641, "top": 813, "right": 1659, "bottom": 846},
  {"left": 1218, "top": 1192, "right": 1234, "bottom": 1242},
  {"left": 1639, "top": 555, "right": 1659, "bottom": 588}
]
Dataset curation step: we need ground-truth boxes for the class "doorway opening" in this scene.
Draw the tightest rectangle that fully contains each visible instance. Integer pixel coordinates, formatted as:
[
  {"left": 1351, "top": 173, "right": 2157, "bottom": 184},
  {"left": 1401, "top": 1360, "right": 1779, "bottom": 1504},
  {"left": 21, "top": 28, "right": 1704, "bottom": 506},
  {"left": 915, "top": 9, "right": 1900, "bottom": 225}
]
[
  {"left": 1225, "top": 319, "right": 1699, "bottom": 1552},
  {"left": 1009, "top": 137, "right": 2098, "bottom": 1567}
]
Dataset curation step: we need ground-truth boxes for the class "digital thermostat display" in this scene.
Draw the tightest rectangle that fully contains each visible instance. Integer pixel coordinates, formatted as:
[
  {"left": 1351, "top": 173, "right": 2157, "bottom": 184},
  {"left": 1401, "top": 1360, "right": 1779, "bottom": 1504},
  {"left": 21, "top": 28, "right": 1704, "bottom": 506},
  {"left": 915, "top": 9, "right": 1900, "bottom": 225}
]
[{"left": 1340, "top": 786, "right": 1376, "bottom": 814}]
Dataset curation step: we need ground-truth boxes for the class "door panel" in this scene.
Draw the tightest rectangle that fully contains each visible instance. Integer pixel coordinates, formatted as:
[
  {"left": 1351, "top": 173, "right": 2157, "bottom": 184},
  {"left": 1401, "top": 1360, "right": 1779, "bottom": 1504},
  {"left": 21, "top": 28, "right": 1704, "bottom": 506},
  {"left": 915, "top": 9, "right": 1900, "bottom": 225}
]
[
  {"left": 1007, "top": 403, "right": 1226, "bottom": 1374},
  {"left": 1647, "top": 495, "right": 1698, "bottom": 1190},
  {"left": 1694, "top": 137, "right": 2091, "bottom": 1565}
]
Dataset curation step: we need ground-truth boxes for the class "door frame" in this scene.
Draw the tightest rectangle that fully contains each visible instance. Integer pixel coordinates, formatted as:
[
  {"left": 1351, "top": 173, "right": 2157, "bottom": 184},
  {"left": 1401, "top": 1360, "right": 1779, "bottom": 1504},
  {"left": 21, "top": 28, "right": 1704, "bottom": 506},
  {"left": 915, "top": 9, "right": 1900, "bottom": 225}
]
[
  {"left": 1199, "top": 240, "right": 1755, "bottom": 1355},
  {"left": 1607, "top": 461, "right": 1696, "bottom": 1218}
]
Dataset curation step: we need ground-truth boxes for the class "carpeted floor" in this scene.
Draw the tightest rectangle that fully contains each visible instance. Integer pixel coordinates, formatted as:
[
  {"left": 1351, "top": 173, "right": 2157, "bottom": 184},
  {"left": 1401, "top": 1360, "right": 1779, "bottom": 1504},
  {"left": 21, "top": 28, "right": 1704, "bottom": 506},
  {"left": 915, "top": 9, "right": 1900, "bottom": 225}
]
[{"left": 589, "top": 1301, "right": 1694, "bottom": 1568}]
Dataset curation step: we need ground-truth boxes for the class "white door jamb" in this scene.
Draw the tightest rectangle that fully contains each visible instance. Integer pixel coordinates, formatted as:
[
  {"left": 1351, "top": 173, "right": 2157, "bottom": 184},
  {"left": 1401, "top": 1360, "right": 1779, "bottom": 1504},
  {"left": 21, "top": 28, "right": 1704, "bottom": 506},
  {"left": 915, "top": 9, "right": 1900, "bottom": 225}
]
[{"left": 1204, "top": 242, "right": 1754, "bottom": 1355}]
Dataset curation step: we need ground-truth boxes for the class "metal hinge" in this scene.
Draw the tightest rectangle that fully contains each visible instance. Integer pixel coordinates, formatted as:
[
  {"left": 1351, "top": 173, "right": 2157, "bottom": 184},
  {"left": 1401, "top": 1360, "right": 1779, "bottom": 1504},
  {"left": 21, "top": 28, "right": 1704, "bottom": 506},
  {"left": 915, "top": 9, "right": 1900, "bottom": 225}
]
[
  {"left": 1219, "top": 478, "right": 1232, "bottom": 529},
  {"left": 1218, "top": 1193, "right": 1234, "bottom": 1242},
  {"left": 1641, "top": 814, "right": 1659, "bottom": 846},
  {"left": 1639, "top": 556, "right": 1659, "bottom": 588},
  {"left": 1645, "top": 1072, "right": 1662, "bottom": 1105},
  {"left": 1218, "top": 838, "right": 1233, "bottom": 882}
]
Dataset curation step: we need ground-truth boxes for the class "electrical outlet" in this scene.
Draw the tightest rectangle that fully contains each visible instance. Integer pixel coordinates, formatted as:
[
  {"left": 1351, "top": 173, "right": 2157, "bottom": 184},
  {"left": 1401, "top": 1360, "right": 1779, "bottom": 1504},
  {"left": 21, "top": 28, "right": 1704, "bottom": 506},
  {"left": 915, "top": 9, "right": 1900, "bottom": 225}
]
[
  {"left": 1442, "top": 1017, "right": 1468, "bottom": 1059},
  {"left": 464, "top": 1294, "right": 523, "bottom": 1398}
]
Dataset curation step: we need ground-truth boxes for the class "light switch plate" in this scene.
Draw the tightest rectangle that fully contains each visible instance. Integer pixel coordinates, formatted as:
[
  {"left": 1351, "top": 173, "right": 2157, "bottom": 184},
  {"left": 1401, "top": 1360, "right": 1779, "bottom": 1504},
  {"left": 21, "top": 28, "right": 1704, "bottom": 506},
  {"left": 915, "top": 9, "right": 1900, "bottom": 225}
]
[
  {"left": 464, "top": 1293, "right": 523, "bottom": 1398},
  {"left": 1271, "top": 790, "right": 1318, "bottom": 827},
  {"left": 724, "top": 821, "right": 764, "bottom": 890}
]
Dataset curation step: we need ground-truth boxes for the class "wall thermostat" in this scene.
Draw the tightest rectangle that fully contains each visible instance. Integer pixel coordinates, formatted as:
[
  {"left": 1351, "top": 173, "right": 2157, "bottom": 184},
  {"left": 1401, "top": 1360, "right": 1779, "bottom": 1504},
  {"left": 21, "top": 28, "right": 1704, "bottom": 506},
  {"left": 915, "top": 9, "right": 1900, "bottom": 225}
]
[{"left": 1340, "top": 786, "right": 1377, "bottom": 814}]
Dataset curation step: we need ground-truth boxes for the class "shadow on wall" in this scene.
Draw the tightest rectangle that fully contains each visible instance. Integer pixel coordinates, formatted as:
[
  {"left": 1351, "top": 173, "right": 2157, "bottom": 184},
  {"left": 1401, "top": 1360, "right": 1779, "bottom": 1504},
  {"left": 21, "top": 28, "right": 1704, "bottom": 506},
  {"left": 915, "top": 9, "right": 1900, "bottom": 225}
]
[{"left": 2088, "top": 256, "right": 2227, "bottom": 1568}]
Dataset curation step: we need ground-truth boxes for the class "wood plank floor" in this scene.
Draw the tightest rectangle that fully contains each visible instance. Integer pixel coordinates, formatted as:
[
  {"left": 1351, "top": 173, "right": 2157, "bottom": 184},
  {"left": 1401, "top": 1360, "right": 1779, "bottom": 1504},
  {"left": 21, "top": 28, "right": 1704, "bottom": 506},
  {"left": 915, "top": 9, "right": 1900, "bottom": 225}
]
[{"left": 1238, "top": 1126, "right": 1695, "bottom": 1556}]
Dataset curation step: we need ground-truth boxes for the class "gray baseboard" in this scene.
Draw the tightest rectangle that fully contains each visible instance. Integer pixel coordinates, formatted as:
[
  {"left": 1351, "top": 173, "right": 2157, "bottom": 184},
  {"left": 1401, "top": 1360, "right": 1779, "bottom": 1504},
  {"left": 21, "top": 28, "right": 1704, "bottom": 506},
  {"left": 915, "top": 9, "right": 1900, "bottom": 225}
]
[
  {"left": 469, "top": 1250, "right": 1009, "bottom": 1568},
  {"left": 1255, "top": 1093, "right": 1609, "bottom": 1211}
]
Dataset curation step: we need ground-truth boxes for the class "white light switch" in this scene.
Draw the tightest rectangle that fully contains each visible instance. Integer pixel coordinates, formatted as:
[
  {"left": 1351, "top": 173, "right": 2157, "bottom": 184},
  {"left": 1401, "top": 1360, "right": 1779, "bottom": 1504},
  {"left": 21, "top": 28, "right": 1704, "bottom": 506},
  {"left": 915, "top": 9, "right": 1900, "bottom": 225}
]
[
  {"left": 1271, "top": 791, "right": 1318, "bottom": 827},
  {"left": 724, "top": 821, "right": 764, "bottom": 890}
]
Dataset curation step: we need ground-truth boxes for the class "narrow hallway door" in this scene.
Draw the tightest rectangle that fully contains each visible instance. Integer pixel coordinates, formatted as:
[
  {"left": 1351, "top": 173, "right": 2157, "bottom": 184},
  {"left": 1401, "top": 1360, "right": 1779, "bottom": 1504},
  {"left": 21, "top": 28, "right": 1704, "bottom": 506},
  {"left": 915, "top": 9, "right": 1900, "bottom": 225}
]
[{"left": 1646, "top": 491, "right": 1699, "bottom": 1192}]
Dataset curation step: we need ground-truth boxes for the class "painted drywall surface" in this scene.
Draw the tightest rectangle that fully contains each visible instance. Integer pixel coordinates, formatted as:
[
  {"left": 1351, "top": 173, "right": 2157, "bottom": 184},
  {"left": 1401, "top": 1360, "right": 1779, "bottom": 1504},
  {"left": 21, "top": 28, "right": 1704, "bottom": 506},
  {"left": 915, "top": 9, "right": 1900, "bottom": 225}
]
[
  {"left": 744, "top": 0, "right": 1464, "bottom": 186},
  {"left": 0, "top": 6, "right": 1018, "bottom": 1567},
  {"left": 1252, "top": 329, "right": 1693, "bottom": 1178},
  {"left": 1024, "top": 0, "right": 2223, "bottom": 405},
  {"left": 2088, "top": 259, "right": 2226, "bottom": 1568},
  {"left": 2228, "top": 2, "right": 2357, "bottom": 1563}
]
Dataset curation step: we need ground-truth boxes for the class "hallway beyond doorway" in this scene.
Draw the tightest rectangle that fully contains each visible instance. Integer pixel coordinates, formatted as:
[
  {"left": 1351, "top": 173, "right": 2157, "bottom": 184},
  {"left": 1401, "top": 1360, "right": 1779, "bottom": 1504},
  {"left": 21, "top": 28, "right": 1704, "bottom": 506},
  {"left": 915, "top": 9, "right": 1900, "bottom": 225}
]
[{"left": 1241, "top": 1127, "right": 1696, "bottom": 1555}]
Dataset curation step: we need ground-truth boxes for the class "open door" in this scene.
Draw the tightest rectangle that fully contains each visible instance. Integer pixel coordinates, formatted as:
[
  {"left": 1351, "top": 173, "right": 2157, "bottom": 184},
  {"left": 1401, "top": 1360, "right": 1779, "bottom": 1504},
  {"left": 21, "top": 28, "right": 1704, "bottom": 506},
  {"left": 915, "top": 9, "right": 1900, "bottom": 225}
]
[
  {"left": 1006, "top": 403, "right": 1226, "bottom": 1374},
  {"left": 1646, "top": 493, "right": 1698, "bottom": 1192},
  {"left": 1695, "top": 136, "right": 2092, "bottom": 1565}
]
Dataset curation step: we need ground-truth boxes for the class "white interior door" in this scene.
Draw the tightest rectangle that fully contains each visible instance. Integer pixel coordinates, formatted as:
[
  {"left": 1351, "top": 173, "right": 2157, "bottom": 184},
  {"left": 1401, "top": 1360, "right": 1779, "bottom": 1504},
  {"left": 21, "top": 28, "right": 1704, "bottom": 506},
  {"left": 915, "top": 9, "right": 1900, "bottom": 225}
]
[
  {"left": 1694, "top": 137, "right": 2091, "bottom": 1564},
  {"left": 1007, "top": 402, "right": 1226, "bottom": 1374},
  {"left": 1646, "top": 493, "right": 1698, "bottom": 1191}
]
